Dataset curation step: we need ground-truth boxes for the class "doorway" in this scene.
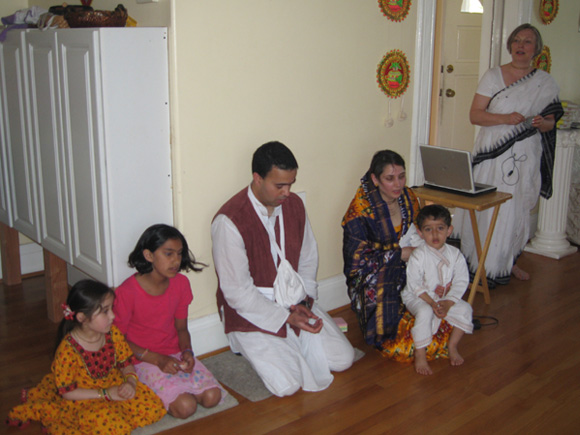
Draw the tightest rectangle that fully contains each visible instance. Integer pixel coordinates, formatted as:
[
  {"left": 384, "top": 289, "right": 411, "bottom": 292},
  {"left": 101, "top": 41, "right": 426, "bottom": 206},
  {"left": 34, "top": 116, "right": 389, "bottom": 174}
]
[{"left": 429, "top": 0, "right": 483, "bottom": 152}]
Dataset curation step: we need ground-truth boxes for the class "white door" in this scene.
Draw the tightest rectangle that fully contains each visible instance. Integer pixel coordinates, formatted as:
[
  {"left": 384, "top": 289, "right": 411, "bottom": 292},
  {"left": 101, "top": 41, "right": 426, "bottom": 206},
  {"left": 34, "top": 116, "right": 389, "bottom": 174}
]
[
  {"left": 26, "top": 31, "right": 73, "bottom": 263},
  {"left": 57, "top": 30, "right": 110, "bottom": 283},
  {"left": 0, "top": 31, "right": 41, "bottom": 242},
  {"left": 436, "top": 0, "right": 482, "bottom": 152}
]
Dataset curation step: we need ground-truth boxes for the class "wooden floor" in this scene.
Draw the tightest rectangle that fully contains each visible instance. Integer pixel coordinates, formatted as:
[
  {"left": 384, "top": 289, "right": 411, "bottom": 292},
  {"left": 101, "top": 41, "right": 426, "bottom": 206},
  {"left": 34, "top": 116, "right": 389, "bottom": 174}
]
[{"left": 2, "top": 251, "right": 580, "bottom": 434}]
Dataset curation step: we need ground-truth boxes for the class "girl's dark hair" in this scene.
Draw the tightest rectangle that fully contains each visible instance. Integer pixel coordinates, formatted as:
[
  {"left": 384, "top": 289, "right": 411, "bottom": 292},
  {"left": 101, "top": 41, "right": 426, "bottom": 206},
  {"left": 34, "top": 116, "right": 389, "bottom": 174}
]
[
  {"left": 369, "top": 150, "right": 406, "bottom": 179},
  {"left": 128, "top": 224, "right": 206, "bottom": 274},
  {"left": 56, "top": 279, "right": 115, "bottom": 351}
]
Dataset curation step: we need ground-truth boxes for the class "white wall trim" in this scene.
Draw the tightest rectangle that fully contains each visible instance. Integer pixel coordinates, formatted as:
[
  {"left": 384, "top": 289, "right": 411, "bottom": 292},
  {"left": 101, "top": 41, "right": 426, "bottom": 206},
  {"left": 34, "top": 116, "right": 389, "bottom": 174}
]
[
  {"left": 410, "top": 0, "right": 437, "bottom": 187},
  {"left": 189, "top": 273, "right": 350, "bottom": 356}
]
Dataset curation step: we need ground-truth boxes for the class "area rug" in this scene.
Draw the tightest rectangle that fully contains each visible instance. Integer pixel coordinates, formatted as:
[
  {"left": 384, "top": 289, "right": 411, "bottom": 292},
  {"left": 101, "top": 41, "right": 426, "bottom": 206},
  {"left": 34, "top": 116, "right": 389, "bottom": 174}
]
[
  {"left": 203, "top": 347, "right": 365, "bottom": 403},
  {"left": 132, "top": 393, "right": 239, "bottom": 435}
]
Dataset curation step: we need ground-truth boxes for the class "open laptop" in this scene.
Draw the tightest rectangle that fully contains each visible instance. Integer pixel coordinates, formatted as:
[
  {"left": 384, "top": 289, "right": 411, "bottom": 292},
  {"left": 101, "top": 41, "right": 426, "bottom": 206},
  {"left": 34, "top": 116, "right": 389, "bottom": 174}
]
[{"left": 419, "top": 145, "right": 496, "bottom": 196}]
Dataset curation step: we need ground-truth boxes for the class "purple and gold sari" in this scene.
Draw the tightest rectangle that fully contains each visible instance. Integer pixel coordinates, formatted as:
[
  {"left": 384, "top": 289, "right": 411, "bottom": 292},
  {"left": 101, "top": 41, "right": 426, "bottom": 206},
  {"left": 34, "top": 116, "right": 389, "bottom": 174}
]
[{"left": 342, "top": 172, "right": 419, "bottom": 347}]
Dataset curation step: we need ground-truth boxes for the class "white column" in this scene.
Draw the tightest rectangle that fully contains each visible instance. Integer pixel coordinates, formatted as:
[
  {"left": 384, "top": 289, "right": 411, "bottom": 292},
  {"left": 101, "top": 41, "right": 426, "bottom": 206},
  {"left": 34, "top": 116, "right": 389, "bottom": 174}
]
[{"left": 525, "top": 130, "right": 580, "bottom": 259}]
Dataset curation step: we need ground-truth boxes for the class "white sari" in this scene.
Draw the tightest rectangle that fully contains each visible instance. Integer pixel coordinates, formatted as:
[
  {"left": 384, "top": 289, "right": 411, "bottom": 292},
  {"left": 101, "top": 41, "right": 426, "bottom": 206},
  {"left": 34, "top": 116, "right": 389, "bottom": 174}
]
[{"left": 452, "top": 67, "right": 562, "bottom": 284}]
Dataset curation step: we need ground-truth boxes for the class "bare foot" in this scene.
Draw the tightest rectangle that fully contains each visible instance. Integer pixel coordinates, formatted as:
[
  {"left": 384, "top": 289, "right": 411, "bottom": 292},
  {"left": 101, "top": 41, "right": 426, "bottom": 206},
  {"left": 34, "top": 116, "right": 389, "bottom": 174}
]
[
  {"left": 414, "top": 349, "right": 433, "bottom": 375},
  {"left": 512, "top": 264, "right": 530, "bottom": 281},
  {"left": 448, "top": 346, "right": 464, "bottom": 367}
]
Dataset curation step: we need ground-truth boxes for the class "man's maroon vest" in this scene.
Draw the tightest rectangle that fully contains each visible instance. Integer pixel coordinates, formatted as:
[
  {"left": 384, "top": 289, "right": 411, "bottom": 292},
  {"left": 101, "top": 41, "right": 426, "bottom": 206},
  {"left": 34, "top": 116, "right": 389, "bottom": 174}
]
[{"left": 214, "top": 188, "right": 306, "bottom": 337}]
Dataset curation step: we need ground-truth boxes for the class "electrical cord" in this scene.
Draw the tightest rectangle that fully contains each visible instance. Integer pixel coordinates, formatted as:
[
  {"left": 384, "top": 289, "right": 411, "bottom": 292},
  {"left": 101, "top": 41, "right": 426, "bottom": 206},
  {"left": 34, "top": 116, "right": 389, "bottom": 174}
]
[{"left": 472, "top": 315, "right": 499, "bottom": 330}]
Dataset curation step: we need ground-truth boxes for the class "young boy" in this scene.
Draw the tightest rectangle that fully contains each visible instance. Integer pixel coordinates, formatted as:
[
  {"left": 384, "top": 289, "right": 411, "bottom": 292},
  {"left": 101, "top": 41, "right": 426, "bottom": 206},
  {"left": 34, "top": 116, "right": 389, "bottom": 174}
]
[{"left": 401, "top": 204, "right": 473, "bottom": 375}]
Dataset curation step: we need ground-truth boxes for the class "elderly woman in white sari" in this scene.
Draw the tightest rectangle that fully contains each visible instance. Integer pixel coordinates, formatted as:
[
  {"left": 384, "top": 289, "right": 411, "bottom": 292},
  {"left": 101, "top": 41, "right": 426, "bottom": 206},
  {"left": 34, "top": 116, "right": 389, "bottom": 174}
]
[{"left": 452, "top": 23, "right": 563, "bottom": 287}]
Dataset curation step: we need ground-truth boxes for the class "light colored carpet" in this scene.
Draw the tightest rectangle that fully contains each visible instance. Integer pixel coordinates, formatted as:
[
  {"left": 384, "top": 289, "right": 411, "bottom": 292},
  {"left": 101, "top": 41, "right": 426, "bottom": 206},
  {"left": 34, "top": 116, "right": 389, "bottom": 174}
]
[
  {"left": 203, "top": 347, "right": 366, "bottom": 403},
  {"left": 132, "top": 393, "right": 239, "bottom": 435}
]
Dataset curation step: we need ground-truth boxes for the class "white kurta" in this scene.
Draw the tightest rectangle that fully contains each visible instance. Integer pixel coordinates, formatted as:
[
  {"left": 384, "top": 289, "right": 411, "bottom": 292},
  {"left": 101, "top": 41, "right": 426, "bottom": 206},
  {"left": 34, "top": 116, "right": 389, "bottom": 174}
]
[
  {"left": 211, "top": 186, "right": 354, "bottom": 397},
  {"left": 401, "top": 243, "right": 473, "bottom": 349},
  {"left": 452, "top": 67, "right": 560, "bottom": 284}
]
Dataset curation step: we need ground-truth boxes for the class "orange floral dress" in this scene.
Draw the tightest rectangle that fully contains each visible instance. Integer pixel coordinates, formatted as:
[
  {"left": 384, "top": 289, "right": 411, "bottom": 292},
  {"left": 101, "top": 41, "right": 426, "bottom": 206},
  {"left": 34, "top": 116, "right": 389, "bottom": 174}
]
[
  {"left": 7, "top": 325, "right": 165, "bottom": 435},
  {"left": 379, "top": 310, "right": 452, "bottom": 362}
]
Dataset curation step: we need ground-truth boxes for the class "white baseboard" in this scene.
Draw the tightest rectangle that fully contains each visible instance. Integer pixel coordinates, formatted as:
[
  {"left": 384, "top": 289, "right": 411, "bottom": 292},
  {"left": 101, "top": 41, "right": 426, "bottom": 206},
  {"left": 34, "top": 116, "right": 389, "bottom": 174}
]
[
  {"left": 189, "top": 274, "right": 350, "bottom": 357},
  {"left": 0, "top": 242, "right": 44, "bottom": 279}
]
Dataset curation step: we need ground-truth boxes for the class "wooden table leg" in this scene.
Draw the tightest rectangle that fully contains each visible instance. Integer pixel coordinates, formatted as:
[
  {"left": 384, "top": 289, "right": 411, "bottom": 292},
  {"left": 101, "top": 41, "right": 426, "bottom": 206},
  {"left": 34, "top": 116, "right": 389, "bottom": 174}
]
[
  {"left": 467, "top": 205, "right": 501, "bottom": 305},
  {"left": 0, "top": 222, "right": 22, "bottom": 285},
  {"left": 467, "top": 210, "right": 489, "bottom": 305},
  {"left": 44, "top": 249, "right": 69, "bottom": 323}
]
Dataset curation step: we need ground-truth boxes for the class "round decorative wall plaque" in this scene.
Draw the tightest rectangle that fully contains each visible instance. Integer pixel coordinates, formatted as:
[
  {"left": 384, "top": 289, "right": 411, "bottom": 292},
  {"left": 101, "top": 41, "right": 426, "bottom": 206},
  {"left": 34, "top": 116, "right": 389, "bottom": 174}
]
[
  {"left": 378, "top": 0, "right": 412, "bottom": 23},
  {"left": 377, "top": 49, "right": 410, "bottom": 99},
  {"left": 534, "top": 45, "right": 551, "bottom": 73},
  {"left": 539, "top": 0, "right": 558, "bottom": 25}
]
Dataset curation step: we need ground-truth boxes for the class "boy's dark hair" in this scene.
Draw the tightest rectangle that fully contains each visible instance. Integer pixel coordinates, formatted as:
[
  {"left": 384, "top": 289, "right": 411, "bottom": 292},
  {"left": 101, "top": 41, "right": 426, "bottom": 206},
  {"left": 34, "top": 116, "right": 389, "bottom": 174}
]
[
  {"left": 252, "top": 141, "right": 298, "bottom": 178},
  {"left": 369, "top": 150, "right": 406, "bottom": 179},
  {"left": 56, "top": 279, "right": 115, "bottom": 352},
  {"left": 416, "top": 204, "right": 452, "bottom": 229},
  {"left": 128, "top": 224, "right": 206, "bottom": 274}
]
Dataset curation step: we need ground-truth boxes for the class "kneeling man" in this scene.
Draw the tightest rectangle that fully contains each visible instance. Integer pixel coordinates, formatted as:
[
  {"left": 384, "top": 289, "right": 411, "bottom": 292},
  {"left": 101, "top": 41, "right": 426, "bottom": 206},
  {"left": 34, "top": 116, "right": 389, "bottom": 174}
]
[{"left": 211, "top": 141, "right": 355, "bottom": 396}]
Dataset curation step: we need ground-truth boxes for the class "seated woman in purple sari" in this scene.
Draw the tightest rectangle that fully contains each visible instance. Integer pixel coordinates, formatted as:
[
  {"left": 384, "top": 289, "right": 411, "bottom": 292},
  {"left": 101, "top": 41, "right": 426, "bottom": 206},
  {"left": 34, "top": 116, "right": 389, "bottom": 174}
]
[{"left": 342, "top": 150, "right": 419, "bottom": 347}]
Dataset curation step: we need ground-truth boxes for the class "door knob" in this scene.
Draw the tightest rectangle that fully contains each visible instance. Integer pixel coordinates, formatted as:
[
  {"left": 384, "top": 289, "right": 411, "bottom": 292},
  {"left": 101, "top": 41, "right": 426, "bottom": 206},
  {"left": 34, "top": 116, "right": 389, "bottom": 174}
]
[
  {"left": 446, "top": 64, "right": 454, "bottom": 73},
  {"left": 445, "top": 88, "right": 456, "bottom": 98}
]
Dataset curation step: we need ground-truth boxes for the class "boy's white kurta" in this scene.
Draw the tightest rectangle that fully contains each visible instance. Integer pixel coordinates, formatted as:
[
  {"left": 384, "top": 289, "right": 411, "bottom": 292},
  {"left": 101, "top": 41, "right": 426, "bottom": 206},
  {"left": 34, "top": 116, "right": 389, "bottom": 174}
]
[
  {"left": 212, "top": 186, "right": 354, "bottom": 397},
  {"left": 401, "top": 243, "right": 473, "bottom": 349}
]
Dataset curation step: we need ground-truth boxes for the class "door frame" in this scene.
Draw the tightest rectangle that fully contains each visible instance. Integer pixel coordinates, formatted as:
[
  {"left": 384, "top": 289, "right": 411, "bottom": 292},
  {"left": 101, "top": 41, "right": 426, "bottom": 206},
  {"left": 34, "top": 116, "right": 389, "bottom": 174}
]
[{"left": 410, "top": 0, "right": 532, "bottom": 186}]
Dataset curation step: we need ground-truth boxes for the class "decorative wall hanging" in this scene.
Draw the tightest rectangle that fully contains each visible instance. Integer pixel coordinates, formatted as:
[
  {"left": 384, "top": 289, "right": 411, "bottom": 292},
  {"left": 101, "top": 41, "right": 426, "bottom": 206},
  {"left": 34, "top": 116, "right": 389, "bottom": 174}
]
[
  {"left": 377, "top": 49, "right": 410, "bottom": 99},
  {"left": 539, "top": 0, "right": 558, "bottom": 25},
  {"left": 378, "top": 0, "right": 412, "bottom": 23},
  {"left": 534, "top": 45, "right": 551, "bottom": 73},
  {"left": 377, "top": 49, "right": 410, "bottom": 127}
]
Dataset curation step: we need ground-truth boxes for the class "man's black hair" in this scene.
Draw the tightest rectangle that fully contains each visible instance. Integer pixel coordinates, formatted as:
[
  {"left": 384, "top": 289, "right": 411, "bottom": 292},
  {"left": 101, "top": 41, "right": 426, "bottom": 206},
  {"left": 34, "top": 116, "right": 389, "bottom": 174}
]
[{"left": 252, "top": 141, "right": 298, "bottom": 178}]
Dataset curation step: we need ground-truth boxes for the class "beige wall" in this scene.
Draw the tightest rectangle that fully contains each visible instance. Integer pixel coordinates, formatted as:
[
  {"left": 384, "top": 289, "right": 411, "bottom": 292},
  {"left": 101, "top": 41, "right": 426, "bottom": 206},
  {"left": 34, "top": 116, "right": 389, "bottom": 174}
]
[
  {"left": 0, "top": 0, "right": 27, "bottom": 18},
  {"left": 172, "top": 1, "right": 418, "bottom": 317},
  {"left": 529, "top": 0, "right": 580, "bottom": 101}
]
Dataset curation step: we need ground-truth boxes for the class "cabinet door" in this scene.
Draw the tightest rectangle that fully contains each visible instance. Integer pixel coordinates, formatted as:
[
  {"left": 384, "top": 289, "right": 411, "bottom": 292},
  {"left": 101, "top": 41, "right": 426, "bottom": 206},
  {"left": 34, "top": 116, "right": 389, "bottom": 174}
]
[
  {"left": 26, "top": 31, "right": 73, "bottom": 263},
  {"left": 0, "top": 31, "right": 41, "bottom": 241},
  {"left": 57, "top": 30, "right": 111, "bottom": 283},
  {"left": 0, "top": 65, "right": 12, "bottom": 226}
]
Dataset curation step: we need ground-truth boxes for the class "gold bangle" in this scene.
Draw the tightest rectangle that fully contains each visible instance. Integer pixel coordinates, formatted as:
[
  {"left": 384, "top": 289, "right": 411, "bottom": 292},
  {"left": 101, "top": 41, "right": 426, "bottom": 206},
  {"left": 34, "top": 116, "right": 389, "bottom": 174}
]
[{"left": 125, "top": 372, "right": 139, "bottom": 383}]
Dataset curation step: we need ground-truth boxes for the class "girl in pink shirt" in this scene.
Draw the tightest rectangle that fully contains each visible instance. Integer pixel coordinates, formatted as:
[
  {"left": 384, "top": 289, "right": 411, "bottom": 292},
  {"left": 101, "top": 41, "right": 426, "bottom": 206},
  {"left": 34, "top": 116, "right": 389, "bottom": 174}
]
[{"left": 113, "top": 224, "right": 224, "bottom": 419}]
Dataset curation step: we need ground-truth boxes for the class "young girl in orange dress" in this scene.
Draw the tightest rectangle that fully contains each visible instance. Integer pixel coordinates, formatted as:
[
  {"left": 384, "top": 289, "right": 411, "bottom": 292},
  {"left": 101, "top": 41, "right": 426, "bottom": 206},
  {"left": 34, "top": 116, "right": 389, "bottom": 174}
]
[
  {"left": 7, "top": 280, "right": 166, "bottom": 434},
  {"left": 113, "top": 224, "right": 224, "bottom": 419}
]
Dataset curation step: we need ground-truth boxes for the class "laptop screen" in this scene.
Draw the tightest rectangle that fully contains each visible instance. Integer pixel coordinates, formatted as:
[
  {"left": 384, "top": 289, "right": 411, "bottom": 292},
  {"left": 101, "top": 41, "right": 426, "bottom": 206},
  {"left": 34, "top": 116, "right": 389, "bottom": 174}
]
[{"left": 420, "top": 145, "right": 474, "bottom": 191}]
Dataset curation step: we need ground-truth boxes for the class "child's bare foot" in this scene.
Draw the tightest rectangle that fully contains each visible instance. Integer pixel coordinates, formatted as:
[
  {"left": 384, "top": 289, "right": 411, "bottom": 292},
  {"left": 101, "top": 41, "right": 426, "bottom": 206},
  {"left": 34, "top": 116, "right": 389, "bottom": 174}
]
[
  {"left": 511, "top": 264, "right": 530, "bottom": 281},
  {"left": 414, "top": 349, "right": 433, "bottom": 375},
  {"left": 448, "top": 346, "right": 464, "bottom": 366}
]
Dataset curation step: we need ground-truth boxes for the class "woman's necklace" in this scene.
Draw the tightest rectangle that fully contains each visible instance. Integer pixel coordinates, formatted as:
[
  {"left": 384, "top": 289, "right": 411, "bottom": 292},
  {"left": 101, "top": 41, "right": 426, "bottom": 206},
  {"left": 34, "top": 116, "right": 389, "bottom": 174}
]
[{"left": 510, "top": 62, "right": 531, "bottom": 71}]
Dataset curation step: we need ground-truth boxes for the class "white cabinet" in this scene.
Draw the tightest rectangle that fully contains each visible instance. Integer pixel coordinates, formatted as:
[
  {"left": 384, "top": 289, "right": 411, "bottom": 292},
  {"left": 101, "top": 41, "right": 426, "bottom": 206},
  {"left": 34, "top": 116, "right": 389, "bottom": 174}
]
[
  {"left": 0, "top": 28, "right": 173, "bottom": 287},
  {"left": 0, "top": 30, "right": 41, "bottom": 241}
]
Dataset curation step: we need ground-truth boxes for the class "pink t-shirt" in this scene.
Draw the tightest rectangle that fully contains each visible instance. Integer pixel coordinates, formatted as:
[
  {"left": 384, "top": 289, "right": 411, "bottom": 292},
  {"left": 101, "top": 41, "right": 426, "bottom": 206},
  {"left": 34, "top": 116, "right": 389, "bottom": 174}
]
[{"left": 113, "top": 273, "right": 193, "bottom": 356}]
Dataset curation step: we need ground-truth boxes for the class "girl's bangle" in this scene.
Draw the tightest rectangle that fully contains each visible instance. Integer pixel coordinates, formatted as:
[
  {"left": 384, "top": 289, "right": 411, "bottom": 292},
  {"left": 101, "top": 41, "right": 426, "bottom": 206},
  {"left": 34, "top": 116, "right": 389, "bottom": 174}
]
[
  {"left": 136, "top": 348, "right": 149, "bottom": 360},
  {"left": 181, "top": 348, "right": 194, "bottom": 358},
  {"left": 125, "top": 372, "right": 139, "bottom": 383},
  {"left": 101, "top": 388, "right": 111, "bottom": 401}
]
